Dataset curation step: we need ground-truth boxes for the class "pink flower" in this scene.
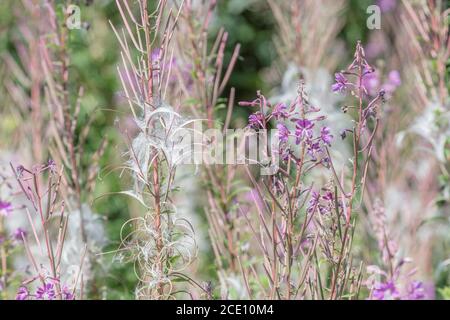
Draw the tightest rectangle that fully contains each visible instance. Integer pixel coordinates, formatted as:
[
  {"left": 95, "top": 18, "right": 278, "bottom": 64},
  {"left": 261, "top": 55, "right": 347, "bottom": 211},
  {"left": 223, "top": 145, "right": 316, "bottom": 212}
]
[
  {"left": 35, "top": 282, "right": 56, "bottom": 300},
  {"left": 372, "top": 281, "right": 400, "bottom": 300},
  {"left": 295, "top": 119, "right": 314, "bottom": 143},
  {"left": 13, "top": 228, "right": 27, "bottom": 241},
  {"left": 377, "top": 0, "right": 397, "bottom": 13},
  {"left": 277, "top": 123, "right": 290, "bottom": 143},
  {"left": 381, "top": 70, "right": 401, "bottom": 95},
  {"left": 272, "top": 103, "right": 288, "bottom": 119},
  {"left": 362, "top": 70, "right": 381, "bottom": 96},
  {"left": 307, "top": 191, "right": 320, "bottom": 214},
  {"left": 407, "top": 281, "right": 426, "bottom": 300},
  {"left": 62, "top": 285, "right": 74, "bottom": 300},
  {"left": 320, "top": 127, "right": 333, "bottom": 146},
  {"left": 16, "top": 287, "right": 29, "bottom": 300},
  {"left": 0, "top": 200, "right": 13, "bottom": 217},
  {"left": 248, "top": 112, "right": 265, "bottom": 129},
  {"left": 332, "top": 73, "right": 350, "bottom": 93}
]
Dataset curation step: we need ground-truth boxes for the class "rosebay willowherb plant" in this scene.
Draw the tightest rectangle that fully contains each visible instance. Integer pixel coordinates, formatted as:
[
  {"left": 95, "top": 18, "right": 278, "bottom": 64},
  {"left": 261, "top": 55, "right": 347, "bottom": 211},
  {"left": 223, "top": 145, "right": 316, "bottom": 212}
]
[
  {"left": 2, "top": 0, "right": 107, "bottom": 295},
  {"left": 229, "top": 41, "right": 385, "bottom": 300},
  {"left": 267, "top": 0, "right": 351, "bottom": 181},
  {"left": 396, "top": 0, "right": 449, "bottom": 288},
  {"left": 9, "top": 161, "right": 85, "bottom": 300},
  {"left": 173, "top": 0, "right": 247, "bottom": 296},
  {"left": 360, "top": 0, "right": 450, "bottom": 287},
  {"left": 0, "top": 166, "right": 21, "bottom": 299},
  {"left": 111, "top": 0, "right": 202, "bottom": 299},
  {"left": 365, "top": 200, "right": 427, "bottom": 300},
  {"left": 40, "top": 1, "right": 108, "bottom": 290}
]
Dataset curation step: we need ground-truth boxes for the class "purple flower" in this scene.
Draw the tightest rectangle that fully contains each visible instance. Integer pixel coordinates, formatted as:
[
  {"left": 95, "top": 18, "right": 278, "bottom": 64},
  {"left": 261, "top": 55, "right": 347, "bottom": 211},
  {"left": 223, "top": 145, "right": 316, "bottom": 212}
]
[
  {"left": 0, "top": 200, "right": 13, "bottom": 217},
  {"left": 307, "top": 141, "right": 322, "bottom": 161},
  {"left": 363, "top": 69, "right": 401, "bottom": 97},
  {"left": 16, "top": 287, "right": 29, "bottom": 300},
  {"left": 422, "top": 282, "right": 435, "bottom": 300},
  {"left": 332, "top": 72, "right": 350, "bottom": 93},
  {"left": 295, "top": 119, "right": 314, "bottom": 143},
  {"left": 362, "top": 70, "right": 380, "bottom": 96},
  {"left": 277, "top": 123, "right": 290, "bottom": 143},
  {"left": 271, "top": 103, "right": 288, "bottom": 119},
  {"left": 62, "top": 285, "right": 74, "bottom": 300},
  {"left": 13, "top": 228, "right": 27, "bottom": 241},
  {"left": 248, "top": 112, "right": 265, "bottom": 129},
  {"left": 407, "top": 281, "right": 425, "bottom": 300},
  {"left": 388, "top": 70, "right": 401, "bottom": 86},
  {"left": 377, "top": 0, "right": 397, "bottom": 13},
  {"left": 320, "top": 127, "right": 333, "bottom": 146},
  {"left": 47, "top": 159, "right": 57, "bottom": 173},
  {"left": 151, "top": 47, "right": 162, "bottom": 62},
  {"left": 35, "top": 282, "right": 56, "bottom": 300},
  {"left": 381, "top": 70, "right": 401, "bottom": 95},
  {"left": 307, "top": 191, "right": 320, "bottom": 214},
  {"left": 372, "top": 281, "right": 400, "bottom": 300},
  {"left": 322, "top": 191, "right": 334, "bottom": 202}
]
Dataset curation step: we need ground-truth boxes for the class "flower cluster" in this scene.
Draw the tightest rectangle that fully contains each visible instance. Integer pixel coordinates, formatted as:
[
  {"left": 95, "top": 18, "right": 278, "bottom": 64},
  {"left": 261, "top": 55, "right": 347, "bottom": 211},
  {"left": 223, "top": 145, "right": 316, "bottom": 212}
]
[
  {"left": 5, "top": 160, "right": 84, "bottom": 300},
  {"left": 367, "top": 265, "right": 427, "bottom": 300},
  {"left": 331, "top": 72, "right": 351, "bottom": 93},
  {"left": 366, "top": 201, "right": 427, "bottom": 300},
  {"left": 306, "top": 189, "right": 336, "bottom": 215},
  {"left": 331, "top": 41, "right": 386, "bottom": 147},
  {"left": 16, "top": 281, "right": 74, "bottom": 300},
  {"left": 362, "top": 69, "right": 401, "bottom": 98},
  {"left": 332, "top": 52, "right": 400, "bottom": 100},
  {"left": 240, "top": 87, "right": 334, "bottom": 167}
]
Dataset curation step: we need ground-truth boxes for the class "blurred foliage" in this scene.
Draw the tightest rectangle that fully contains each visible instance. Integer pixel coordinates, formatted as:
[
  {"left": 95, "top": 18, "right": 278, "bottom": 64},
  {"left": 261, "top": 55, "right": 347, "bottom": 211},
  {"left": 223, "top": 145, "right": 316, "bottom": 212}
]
[{"left": 438, "top": 286, "right": 450, "bottom": 300}]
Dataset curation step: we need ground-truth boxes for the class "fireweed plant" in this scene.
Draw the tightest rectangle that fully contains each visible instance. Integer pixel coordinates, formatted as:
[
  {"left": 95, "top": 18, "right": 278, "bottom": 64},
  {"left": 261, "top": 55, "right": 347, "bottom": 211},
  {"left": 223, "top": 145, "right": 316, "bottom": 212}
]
[
  {"left": 358, "top": 0, "right": 450, "bottom": 294},
  {"left": 399, "top": 1, "right": 450, "bottom": 208},
  {"left": 0, "top": 170, "right": 18, "bottom": 298},
  {"left": 266, "top": 0, "right": 351, "bottom": 185},
  {"left": 39, "top": 1, "right": 108, "bottom": 290},
  {"left": 395, "top": 0, "right": 449, "bottom": 294},
  {"left": 2, "top": 0, "right": 107, "bottom": 296},
  {"left": 365, "top": 200, "right": 426, "bottom": 300},
  {"left": 111, "top": 0, "right": 200, "bottom": 299},
  {"left": 173, "top": 0, "right": 246, "bottom": 297},
  {"left": 231, "top": 42, "right": 385, "bottom": 300},
  {"left": 9, "top": 161, "right": 85, "bottom": 300}
]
